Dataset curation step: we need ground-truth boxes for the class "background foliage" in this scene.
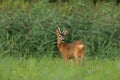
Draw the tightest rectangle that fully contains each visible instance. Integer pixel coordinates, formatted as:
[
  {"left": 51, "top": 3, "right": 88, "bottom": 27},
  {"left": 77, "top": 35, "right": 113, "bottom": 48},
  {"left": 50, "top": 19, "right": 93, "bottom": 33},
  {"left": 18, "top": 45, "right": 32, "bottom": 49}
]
[{"left": 0, "top": 0, "right": 120, "bottom": 59}]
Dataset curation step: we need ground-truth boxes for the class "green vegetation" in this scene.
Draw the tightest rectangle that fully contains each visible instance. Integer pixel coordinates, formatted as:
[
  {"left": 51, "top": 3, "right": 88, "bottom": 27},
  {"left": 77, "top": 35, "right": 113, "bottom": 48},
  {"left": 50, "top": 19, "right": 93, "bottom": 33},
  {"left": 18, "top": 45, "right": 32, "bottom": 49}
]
[
  {"left": 0, "top": 56, "right": 120, "bottom": 80},
  {"left": 0, "top": 0, "right": 120, "bottom": 80},
  {"left": 0, "top": 0, "right": 120, "bottom": 58}
]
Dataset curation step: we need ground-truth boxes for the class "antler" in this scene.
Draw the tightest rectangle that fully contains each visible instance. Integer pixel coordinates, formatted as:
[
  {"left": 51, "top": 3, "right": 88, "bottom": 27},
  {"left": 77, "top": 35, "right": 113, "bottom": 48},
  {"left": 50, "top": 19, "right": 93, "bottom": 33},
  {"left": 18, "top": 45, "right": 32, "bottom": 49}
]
[
  {"left": 62, "top": 28, "right": 65, "bottom": 33},
  {"left": 57, "top": 27, "right": 61, "bottom": 33}
]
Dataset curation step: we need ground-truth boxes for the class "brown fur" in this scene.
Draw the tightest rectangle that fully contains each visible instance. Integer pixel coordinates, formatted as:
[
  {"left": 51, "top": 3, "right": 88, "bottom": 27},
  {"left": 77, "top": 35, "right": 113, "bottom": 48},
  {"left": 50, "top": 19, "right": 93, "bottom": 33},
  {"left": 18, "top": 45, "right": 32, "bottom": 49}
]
[{"left": 56, "top": 27, "right": 85, "bottom": 65}]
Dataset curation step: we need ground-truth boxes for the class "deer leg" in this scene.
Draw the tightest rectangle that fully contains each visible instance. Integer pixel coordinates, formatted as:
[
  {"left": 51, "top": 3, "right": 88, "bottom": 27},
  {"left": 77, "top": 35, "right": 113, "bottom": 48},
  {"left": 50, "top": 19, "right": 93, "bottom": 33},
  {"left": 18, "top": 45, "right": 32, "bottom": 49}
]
[
  {"left": 70, "top": 59, "right": 74, "bottom": 65},
  {"left": 63, "top": 57, "right": 67, "bottom": 64},
  {"left": 81, "top": 54, "right": 84, "bottom": 65},
  {"left": 74, "top": 54, "right": 79, "bottom": 64},
  {"left": 81, "top": 51, "right": 84, "bottom": 65}
]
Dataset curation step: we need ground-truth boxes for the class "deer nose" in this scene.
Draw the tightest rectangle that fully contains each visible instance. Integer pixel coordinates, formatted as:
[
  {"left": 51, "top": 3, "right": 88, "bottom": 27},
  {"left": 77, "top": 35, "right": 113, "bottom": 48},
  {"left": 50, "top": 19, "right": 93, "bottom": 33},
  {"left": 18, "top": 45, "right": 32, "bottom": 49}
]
[
  {"left": 61, "top": 37, "right": 64, "bottom": 41},
  {"left": 60, "top": 36, "right": 64, "bottom": 41}
]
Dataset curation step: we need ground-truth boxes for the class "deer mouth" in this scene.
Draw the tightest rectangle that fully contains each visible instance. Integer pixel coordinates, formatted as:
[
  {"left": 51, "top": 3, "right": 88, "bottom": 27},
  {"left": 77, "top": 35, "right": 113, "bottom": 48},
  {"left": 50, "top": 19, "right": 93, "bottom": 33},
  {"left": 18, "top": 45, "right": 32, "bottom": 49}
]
[{"left": 61, "top": 39, "right": 64, "bottom": 42}]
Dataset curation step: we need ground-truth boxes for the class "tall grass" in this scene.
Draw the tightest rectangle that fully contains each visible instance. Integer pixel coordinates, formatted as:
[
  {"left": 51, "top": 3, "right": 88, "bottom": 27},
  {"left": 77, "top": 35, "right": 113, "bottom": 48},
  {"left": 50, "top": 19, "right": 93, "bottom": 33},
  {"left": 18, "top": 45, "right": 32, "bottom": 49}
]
[{"left": 0, "top": 0, "right": 120, "bottom": 58}]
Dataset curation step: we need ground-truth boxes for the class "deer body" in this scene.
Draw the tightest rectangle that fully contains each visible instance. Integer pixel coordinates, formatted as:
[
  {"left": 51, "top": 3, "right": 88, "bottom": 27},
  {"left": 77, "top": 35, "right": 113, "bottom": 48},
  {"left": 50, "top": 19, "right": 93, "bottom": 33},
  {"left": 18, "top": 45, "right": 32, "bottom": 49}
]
[{"left": 56, "top": 27, "right": 85, "bottom": 65}]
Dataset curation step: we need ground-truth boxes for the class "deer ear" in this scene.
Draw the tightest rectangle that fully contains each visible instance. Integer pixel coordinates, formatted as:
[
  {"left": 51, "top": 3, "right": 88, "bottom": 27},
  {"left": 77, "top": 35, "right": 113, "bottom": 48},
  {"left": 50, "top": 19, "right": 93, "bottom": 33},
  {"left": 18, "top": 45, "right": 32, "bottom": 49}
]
[{"left": 63, "top": 30, "right": 67, "bottom": 35}]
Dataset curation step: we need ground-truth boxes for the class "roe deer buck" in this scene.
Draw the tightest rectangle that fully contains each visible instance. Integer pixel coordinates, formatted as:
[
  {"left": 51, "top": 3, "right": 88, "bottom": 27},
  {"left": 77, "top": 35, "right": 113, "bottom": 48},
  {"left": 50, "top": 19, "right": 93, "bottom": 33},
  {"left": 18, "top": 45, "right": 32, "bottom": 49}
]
[{"left": 56, "top": 27, "right": 85, "bottom": 65}]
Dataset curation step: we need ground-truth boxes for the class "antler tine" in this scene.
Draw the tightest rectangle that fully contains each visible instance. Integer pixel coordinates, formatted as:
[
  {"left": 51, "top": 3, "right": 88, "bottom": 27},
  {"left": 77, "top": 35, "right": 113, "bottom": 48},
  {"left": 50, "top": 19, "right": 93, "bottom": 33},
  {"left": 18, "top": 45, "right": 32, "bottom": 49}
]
[
  {"left": 62, "top": 28, "right": 65, "bottom": 33},
  {"left": 58, "top": 27, "right": 61, "bottom": 33}
]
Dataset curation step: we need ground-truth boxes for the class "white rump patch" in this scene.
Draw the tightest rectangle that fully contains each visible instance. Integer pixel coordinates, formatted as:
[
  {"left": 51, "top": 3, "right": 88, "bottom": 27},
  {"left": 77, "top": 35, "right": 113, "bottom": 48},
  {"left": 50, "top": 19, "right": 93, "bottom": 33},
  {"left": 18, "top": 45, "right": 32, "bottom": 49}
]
[{"left": 78, "top": 45, "right": 84, "bottom": 48}]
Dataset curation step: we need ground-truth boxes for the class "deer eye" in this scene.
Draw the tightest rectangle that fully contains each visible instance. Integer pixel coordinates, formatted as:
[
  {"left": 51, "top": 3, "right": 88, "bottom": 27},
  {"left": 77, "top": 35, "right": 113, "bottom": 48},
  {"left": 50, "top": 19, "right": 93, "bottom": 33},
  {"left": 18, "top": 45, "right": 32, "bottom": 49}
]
[{"left": 59, "top": 35, "right": 61, "bottom": 37}]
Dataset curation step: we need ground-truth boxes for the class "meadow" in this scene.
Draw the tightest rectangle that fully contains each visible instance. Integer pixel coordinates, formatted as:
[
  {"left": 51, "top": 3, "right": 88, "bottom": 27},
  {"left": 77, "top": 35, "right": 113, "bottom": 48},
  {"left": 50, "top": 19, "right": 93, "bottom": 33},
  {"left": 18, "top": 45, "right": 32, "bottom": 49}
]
[
  {"left": 0, "top": 56, "right": 120, "bottom": 80},
  {"left": 0, "top": 0, "right": 120, "bottom": 80}
]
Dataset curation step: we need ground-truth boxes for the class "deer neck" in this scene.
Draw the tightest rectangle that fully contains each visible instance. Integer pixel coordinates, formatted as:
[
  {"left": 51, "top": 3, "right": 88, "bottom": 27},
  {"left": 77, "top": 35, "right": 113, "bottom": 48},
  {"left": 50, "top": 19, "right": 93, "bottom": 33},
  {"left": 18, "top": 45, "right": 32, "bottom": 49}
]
[{"left": 57, "top": 39, "right": 64, "bottom": 49}]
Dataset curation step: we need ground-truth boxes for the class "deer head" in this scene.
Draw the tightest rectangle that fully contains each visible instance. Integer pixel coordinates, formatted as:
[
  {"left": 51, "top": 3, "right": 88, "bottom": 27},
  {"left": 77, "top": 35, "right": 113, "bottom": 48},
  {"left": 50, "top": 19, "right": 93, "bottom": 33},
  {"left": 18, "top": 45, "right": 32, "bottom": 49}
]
[{"left": 56, "top": 27, "right": 67, "bottom": 42}]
